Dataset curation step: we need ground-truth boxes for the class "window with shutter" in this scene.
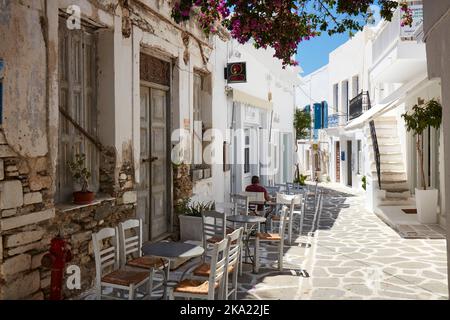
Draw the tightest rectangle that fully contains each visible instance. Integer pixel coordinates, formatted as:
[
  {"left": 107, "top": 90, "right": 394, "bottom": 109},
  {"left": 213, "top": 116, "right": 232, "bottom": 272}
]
[
  {"left": 192, "top": 71, "right": 212, "bottom": 179},
  {"left": 56, "top": 18, "right": 99, "bottom": 203}
]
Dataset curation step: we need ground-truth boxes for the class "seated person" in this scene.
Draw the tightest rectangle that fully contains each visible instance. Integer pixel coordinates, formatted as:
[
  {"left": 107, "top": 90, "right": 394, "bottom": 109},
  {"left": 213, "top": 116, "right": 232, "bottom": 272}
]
[{"left": 245, "top": 176, "right": 274, "bottom": 215}]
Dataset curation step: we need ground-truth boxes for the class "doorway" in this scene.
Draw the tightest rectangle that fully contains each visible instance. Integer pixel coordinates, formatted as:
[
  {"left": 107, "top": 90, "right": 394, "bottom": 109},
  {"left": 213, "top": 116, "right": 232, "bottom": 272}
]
[
  {"left": 347, "top": 140, "right": 353, "bottom": 187},
  {"left": 138, "top": 86, "right": 170, "bottom": 241},
  {"left": 335, "top": 141, "right": 340, "bottom": 183}
]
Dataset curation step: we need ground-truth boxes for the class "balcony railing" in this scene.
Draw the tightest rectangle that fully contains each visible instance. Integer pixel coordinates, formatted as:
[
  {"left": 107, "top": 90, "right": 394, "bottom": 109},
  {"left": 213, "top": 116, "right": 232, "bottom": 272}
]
[
  {"left": 328, "top": 113, "right": 348, "bottom": 128},
  {"left": 349, "top": 92, "right": 371, "bottom": 121}
]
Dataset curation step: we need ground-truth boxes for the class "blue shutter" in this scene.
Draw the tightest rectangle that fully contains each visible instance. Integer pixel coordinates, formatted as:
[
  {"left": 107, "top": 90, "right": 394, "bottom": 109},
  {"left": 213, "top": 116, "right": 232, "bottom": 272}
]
[
  {"left": 314, "top": 103, "right": 322, "bottom": 130},
  {"left": 304, "top": 105, "right": 310, "bottom": 113},
  {"left": 322, "top": 101, "right": 328, "bottom": 129}
]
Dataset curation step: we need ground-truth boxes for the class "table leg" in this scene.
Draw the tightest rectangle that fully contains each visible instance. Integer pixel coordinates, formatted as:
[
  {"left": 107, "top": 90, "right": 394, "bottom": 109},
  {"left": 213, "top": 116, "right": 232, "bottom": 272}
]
[
  {"left": 161, "top": 259, "right": 170, "bottom": 300},
  {"left": 253, "top": 223, "right": 260, "bottom": 273}
]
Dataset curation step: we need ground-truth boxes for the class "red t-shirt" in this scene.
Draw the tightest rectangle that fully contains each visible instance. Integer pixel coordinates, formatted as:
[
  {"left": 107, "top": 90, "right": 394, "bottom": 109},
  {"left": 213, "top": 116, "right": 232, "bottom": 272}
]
[{"left": 245, "top": 184, "right": 270, "bottom": 202}]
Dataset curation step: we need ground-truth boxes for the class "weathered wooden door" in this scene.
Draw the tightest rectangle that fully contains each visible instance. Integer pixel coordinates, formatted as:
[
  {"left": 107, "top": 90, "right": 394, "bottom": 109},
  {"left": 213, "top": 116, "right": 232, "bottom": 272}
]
[{"left": 138, "top": 86, "right": 169, "bottom": 241}]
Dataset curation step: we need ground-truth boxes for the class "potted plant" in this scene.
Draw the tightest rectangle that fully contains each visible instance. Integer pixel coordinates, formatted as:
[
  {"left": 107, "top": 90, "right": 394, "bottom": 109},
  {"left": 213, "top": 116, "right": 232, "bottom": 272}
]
[
  {"left": 362, "top": 176, "right": 367, "bottom": 191},
  {"left": 401, "top": 99, "right": 442, "bottom": 223},
  {"left": 176, "top": 199, "right": 215, "bottom": 242},
  {"left": 68, "top": 153, "right": 95, "bottom": 205}
]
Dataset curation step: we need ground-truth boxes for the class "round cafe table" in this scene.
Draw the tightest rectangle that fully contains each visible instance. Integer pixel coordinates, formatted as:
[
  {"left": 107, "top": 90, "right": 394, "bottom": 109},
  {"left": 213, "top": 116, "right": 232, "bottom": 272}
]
[
  {"left": 226, "top": 215, "right": 266, "bottom": 274},
  {"left": 142, "top": 241, "right": 204, "bottom": 299}
]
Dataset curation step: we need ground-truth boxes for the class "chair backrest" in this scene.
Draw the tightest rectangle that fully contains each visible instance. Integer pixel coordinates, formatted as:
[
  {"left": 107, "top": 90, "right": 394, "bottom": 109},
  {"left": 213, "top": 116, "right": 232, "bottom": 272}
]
[
  {"left": 276, "top": 193, "right": 293, "bottom": 205},
  {"left": 230, "top": 194, "right": 249, "bottom": 216},
  {"left": 242, "top": 191, "right": 265, "bottom": 202},
  {"left": 92, "top": 227, "right": 120, "bottom": 287},
  {"left": 278, "top": 206, "right": 288, "bottom": 238},
  {"left": 202, "top": 211, "right": 226, "bottom": 250},
  {"left": 208, "top": 238, "right": 229, "bottom": 300},
  {"left": 226, "top": 227, "right": 244, "bottom": 270},
  {"left": 275, "top": 183, "right": 286, "bottom": 192},
  {"left": 264, "top": 186, "right": 280, "bottom": 197},
  {"left": 215, "top": 202, "right": 235, "bottom": 214},
  {"left": 118, "top": 219, "right": 143, "bottom": 267}
]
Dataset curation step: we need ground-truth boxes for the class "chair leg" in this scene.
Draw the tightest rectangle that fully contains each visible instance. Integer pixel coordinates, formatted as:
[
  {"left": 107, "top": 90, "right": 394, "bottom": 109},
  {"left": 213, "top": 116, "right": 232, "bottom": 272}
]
[
  {"left": 288, "top": 222, "right": 293, "bottom": 245},
  {"left": 129, "top": 285, "right": 135, "bottom": 300},
  {"left": 299, "top": 212, "right": 305, "bottom": 237},
  {"left": 254, "top": 237, "right": 260, "bottom": 273},
  {"left": 148, "top": 268, "right": 155, "bottom": 299},
  {"left": 96, "top": 284, "right": 101, "bottom": 300},
  {"left": 278, "top": 241, "right": 283, "bottom": 272},
  {"left": 232, "top": 267, "right": 239, "bottom": 300}
]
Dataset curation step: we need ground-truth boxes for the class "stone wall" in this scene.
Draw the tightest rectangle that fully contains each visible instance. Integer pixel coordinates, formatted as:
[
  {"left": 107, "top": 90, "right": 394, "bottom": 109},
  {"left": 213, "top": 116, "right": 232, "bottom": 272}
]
[{"left": 0, "top": 129, "right": 137, "bottom": 300}]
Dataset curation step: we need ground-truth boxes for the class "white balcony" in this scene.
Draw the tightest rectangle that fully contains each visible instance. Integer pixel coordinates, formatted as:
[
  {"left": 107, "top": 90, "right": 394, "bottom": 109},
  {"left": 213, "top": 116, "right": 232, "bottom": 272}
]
[{"left": 370, "top": 5, "right": 427, "bottom": 84}]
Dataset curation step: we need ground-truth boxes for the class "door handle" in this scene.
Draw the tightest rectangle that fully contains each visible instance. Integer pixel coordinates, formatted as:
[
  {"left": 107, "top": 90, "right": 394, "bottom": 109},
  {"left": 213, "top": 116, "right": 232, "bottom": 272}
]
[{"left": 142, "top": 157, "right": 159, "bottom": 163}]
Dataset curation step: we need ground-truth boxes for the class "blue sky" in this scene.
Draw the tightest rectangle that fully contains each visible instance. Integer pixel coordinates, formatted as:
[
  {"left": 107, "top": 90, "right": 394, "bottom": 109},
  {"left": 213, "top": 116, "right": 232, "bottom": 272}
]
[
  {"left": 296, "top": 32, "right": 350, "bottom": 76},
  {"left": 296, "top": 3, "right": 382, "bottom": 76}
]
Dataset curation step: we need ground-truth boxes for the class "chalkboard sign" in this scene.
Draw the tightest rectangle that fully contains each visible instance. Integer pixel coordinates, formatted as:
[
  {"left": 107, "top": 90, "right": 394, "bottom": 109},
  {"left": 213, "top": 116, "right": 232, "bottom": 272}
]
[{"left": 369, "top": 120, "right": 381, "bottom": 189}]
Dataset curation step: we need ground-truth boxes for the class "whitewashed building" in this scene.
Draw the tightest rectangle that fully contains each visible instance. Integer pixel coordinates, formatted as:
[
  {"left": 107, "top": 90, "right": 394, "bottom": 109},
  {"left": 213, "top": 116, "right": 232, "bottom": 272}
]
[
  {"left": 298, "top": 1, "right": 446, "bottom": 229},
  {"left": 423, "top": 0, "right": 450, "bottom": 295},
  {"left": 193, "top": 39, "right": 301, "bottom": 201},
  {"left": 296, "top": 65, "right": 329, "bottom": 181}
]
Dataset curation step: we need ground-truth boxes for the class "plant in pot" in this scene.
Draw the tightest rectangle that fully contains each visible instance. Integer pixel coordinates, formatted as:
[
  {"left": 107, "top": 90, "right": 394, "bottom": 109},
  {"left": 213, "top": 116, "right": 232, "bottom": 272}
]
[
  {"left": 176, "top": 199, "right": 215, "bottom": 242},
  {"left": 401, "top": 99, "right": 442, "bottom": 224},
  {"left": 68, "top": 154, "right": 95, "bottom": 205},
  {"left": 362, "top": 176, "right": 367, "bottom": 191}
]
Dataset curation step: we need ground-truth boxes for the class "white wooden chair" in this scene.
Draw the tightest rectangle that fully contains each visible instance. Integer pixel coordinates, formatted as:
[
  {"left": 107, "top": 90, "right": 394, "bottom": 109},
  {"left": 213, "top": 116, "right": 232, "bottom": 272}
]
[
  {"left": 190, "top": 227, "right": 243, "bottom": 300},
  {"left": 224, "top": 228, "right": 244, "bottom": 300},
  {"left": 170, "top": 238, "right": 229, "bottom": 300},
  {"left": 92, "top": 227, "right": 150, "bottom": 300},
  {"left": 271, "top": 194, "right": 300, "bottom": 245},
  {"left": 264, "top": 186, "right": 281, "bottom": 197},
  {"left": 242, "top": 191, "right": 267, "bottom": 216},
  {"left": 230, "top": 194, "right": 250, "bottom": 216},
  {"left": 254, "top": 206, "right": 288, "bottom": 273},
  {"left": 118, "top": 219, "right": 168, "bottom": 298}
]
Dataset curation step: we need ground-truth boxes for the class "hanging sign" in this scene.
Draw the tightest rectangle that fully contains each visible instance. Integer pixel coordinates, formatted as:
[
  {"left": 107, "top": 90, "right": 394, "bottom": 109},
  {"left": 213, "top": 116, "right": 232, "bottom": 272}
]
[{"left": 226, "top": 62, "right": 247, "bottom": 83}]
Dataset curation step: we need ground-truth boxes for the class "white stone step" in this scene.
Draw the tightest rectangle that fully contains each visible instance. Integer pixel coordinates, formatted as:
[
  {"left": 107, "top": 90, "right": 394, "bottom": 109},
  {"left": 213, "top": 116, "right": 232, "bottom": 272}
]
[
  {"left": 378, "top": 198, "right": 415, "bottom": 206},
  {"left": 385, "top": 190, "right": 410, "bottom": 199},
  {"left": 372, "top": 171, "right": 407, "bottom": 181},
  {"left": 380, "top": 180, "right": 409, "bottom": 190},
  {"left": 372, "top": 162, "right": 405, "bottom": 171},
  {"left": 368, "top": 142, "right": 402, "bottom": 153},
  {"left": 375, "top": 116, "right": 397, "bottom": 123},
  {"left": 368, "top": 136, "right": 400, "bottom": 147},
  {"left": 370, "top": 122, "right": 398, "bottom": 129},
  {"left": 370, "top": 152, "right": 403, "bottom": 162},
  {"left": 364, "top": 127, "right": 398, "bottom": 136}
]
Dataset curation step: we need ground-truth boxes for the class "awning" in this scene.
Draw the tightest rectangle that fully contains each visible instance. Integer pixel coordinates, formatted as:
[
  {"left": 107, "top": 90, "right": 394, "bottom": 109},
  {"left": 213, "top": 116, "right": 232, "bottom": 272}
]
[{"left": 228, "top": 88, "right": 273, "bottom": 111}]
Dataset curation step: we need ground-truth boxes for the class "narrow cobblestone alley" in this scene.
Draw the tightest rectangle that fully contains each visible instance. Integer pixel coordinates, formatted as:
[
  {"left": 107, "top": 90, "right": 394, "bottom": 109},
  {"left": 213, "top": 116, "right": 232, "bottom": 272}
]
[{"left": 236, "top": 184, "right": 448, "bottom": 300}]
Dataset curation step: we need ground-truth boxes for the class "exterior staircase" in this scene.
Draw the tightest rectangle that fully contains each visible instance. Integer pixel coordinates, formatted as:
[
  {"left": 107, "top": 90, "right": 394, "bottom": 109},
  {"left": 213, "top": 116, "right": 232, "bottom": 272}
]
[{"left": 366, "top": 116, "right": 413, "bottom": 206}]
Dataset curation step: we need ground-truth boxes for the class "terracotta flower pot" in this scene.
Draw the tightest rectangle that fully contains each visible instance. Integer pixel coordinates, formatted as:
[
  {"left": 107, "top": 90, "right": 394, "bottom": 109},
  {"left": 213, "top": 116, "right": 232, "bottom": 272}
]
[{"left": 73, "top": 191, "right": 95, "bottom": 205}]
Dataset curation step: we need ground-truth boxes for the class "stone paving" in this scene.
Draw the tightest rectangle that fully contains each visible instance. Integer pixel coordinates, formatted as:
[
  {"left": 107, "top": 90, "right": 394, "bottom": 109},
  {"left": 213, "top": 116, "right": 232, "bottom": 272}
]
[
  {"left": 79, "top": 183, "right": 448, "bottom": 300},
  {"left": 236, "top": 183, "right": 449, "bottom": 300}
]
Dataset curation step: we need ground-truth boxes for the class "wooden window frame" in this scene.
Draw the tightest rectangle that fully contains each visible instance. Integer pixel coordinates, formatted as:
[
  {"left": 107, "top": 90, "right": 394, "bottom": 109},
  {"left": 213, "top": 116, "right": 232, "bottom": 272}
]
[{"left": 56, "top": 17, "right": 99, "bottom": 203}]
